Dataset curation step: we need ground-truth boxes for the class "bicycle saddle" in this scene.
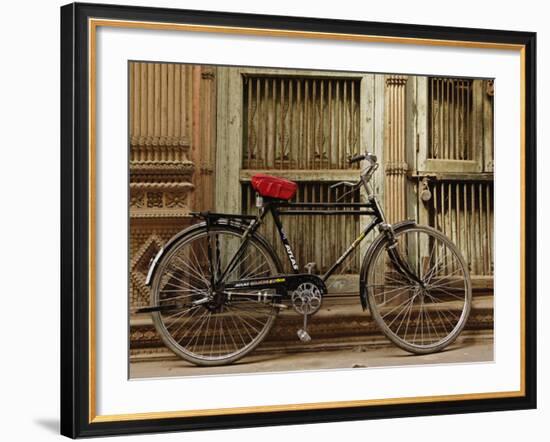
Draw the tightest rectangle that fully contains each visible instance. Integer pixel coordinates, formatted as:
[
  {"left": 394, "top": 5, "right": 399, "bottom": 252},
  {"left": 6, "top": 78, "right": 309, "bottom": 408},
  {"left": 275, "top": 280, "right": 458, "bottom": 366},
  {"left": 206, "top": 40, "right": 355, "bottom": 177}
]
[{"left": 251, "top": 174, "right": 297, "bottom": 200}]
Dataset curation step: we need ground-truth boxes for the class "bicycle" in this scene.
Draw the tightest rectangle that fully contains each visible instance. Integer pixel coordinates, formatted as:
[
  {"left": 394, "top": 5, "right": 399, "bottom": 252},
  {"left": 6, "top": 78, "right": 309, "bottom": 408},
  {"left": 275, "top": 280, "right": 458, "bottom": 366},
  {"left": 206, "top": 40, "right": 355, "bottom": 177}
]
[{"left": 139, "top": 152, "right": 472, "bottom": 366}]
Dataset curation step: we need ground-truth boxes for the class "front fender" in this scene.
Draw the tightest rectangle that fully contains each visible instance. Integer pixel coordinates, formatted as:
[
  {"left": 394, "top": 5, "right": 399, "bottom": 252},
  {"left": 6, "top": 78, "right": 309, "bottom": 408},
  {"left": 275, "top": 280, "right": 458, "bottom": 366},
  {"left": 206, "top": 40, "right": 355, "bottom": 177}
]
[{"left": 359, "top": 220, "right": 417, "bottom": 311}]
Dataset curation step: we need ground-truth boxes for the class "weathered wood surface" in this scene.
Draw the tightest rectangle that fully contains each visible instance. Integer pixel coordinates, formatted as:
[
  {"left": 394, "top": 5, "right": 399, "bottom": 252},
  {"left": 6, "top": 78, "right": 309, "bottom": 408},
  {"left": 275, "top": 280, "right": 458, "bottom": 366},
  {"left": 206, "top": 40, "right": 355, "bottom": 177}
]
[
  {"left": 384, "top": 75, "right": 408, "bottom": 224},
  {"left": 128, "top": 62, "right": 216, "bottom": 308},
  {"left": 215, "top": 67, "right": 243, "bottom": 214},
  {"left": 128, "top": 65, "right": 495, "bottom": 361},
  {"left": 240, "top": 169, "right": 359, "bottom": 181}
]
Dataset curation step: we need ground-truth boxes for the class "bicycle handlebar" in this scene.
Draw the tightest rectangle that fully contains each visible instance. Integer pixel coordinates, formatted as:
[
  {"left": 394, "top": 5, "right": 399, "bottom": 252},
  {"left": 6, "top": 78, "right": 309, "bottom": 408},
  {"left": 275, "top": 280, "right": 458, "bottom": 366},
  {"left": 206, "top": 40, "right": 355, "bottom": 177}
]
[
  {"left": 348, "top": 153, "right": 366, "bottom": 164},
  {"left": 330, "top": 152, "right": 378, "bottom": 194},
  {"left": 329, "top": 181, "right": 358, "bottom": 190},
  {"left": 348, "top": 152, "right": 378, "bottom": 165}
]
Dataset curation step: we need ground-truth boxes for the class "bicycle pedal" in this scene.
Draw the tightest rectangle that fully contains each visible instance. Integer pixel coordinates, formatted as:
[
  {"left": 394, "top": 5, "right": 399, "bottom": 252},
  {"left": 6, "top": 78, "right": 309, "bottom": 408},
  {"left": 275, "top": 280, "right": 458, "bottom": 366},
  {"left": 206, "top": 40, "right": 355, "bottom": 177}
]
[{"left": 297, "top": 328, "right": 311, "bottom": 343}]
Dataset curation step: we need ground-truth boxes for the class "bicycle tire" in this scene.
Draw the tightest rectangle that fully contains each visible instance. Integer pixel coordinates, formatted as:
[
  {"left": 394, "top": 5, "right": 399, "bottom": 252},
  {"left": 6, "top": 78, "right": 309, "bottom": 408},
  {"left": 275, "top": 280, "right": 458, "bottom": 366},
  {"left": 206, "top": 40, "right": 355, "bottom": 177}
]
[
  {"left": 363, "top": 224, "right": 472, "bottom": 354},
  {"left": 150, "top": 223, "right": 282, "bottom": 366}
]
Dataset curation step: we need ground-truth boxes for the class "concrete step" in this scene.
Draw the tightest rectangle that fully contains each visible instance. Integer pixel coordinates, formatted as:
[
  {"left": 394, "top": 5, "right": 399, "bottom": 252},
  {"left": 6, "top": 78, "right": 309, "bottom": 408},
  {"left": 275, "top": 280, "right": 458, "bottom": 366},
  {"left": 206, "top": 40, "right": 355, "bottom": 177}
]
[{"left": 130, "top": 293, "right": 492, "bottom": 362}]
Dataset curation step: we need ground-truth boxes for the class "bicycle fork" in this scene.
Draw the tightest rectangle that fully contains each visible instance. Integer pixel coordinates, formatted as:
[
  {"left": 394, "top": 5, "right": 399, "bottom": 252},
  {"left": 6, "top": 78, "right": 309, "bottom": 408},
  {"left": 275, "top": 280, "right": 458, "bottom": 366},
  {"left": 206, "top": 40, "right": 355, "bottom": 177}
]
[{"left": 381, "top": 223, "right": 424, "bottom": 286}]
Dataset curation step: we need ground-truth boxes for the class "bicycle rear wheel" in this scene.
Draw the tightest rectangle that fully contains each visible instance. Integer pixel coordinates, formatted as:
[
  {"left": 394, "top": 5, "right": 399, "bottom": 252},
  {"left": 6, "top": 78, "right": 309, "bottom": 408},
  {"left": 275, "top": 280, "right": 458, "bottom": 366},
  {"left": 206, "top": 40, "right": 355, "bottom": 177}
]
[
  {"left": 150, "top": 224, "right": 281, "bottom": 366},
  {"left": 364, "top": 225, "right": 472, "bottom": 354}
]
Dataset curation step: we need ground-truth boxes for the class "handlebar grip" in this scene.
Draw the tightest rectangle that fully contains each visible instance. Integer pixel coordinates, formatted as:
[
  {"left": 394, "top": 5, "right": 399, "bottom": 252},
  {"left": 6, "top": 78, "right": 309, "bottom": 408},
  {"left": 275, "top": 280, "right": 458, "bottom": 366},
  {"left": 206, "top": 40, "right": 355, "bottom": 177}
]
[{"left": 348, "top": 153, "right": 366, "bottom": 164}]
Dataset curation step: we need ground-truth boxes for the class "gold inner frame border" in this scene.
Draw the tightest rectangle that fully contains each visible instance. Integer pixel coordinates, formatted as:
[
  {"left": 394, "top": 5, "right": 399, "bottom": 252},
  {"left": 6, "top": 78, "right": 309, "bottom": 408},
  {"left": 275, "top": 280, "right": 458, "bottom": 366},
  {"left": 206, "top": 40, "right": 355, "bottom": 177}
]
[{"left": 87, "top": 17, "right": 527, "bottom": 424}]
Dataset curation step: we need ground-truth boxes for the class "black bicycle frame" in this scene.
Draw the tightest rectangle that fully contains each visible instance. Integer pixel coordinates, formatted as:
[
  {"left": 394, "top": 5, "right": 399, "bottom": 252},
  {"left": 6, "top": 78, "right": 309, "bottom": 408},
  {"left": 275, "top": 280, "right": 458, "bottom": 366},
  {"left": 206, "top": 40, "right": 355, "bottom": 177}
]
[{"left": 213, "top": 195, "right": 387, "bottom": 286}]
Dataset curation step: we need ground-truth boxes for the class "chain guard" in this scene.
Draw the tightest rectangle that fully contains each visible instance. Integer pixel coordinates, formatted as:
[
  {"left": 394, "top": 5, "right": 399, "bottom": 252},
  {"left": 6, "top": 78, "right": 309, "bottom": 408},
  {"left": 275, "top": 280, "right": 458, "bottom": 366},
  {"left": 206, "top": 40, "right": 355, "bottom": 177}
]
[{"left": 223, "top": 273, "right": 326, "bottom": 294}]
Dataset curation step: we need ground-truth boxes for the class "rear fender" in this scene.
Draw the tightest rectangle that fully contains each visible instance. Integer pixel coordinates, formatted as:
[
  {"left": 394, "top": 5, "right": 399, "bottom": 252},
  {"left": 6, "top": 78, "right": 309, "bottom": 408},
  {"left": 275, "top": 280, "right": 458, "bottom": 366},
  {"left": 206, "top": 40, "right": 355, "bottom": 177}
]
[{"left": 359, "top": 220, "right": 418, "bottom": 311}]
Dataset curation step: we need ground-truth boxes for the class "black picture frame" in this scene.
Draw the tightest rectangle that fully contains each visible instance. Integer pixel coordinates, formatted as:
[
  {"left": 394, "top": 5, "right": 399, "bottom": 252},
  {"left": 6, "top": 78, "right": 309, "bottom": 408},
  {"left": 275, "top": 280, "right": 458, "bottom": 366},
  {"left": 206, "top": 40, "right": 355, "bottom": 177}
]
[{"left": 60, "top": 2, "right": 537, "bottom": 438}]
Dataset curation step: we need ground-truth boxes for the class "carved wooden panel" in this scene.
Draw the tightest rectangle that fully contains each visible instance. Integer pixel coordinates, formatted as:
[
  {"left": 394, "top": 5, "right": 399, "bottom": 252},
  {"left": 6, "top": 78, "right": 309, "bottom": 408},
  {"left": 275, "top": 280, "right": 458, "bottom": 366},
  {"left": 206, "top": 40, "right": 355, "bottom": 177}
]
[
  {"left": 243, "top": 76, "right": 361, "bottom": 170},
  {"left": 420, "top": 77, "right": 494, "bottom": 276},
  {"left": 429, "top": 78, "right": 473, "bottom": 161},
  {"left": 128, "top": 62, "right": 216, "bottom": 345},
  {"left": 129, "top": 62, "right": 195, "bottom": 219},
  {"left": 429, "top": 180, "right": 494, "bottom": 276},
  {"left": 384, "top": 75, "right": 408, "bottom": 223},
  {"left": 241, "top": 74, "right": 364, "bottom": 275},
  {"left": 130, "top": 62, "right": 191, "bottom": 149}
]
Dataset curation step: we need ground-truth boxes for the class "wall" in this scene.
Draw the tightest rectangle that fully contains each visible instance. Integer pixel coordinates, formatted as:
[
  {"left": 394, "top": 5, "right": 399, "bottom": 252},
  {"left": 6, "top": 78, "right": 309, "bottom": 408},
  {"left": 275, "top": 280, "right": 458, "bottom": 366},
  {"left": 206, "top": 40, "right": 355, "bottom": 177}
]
[
  {"left": 127, "top": 62, "right": 218, "bottom": 359},
  {"left": 0, "top": 0, "right": 546, "bottom": 441},
  {"left": 128, "top": 66, "right": 493, "bottom": 359}
]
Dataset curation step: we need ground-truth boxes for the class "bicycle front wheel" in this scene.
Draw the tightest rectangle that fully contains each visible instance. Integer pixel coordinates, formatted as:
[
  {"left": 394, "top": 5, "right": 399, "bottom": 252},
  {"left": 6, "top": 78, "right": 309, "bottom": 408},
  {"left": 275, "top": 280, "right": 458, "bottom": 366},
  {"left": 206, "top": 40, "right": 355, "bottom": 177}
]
[
  {"left": 364, "top": 225, "right": 472, "bottom": 354},
  {"left": 150, "top": 225, "right": 282, "bottom": 366}
]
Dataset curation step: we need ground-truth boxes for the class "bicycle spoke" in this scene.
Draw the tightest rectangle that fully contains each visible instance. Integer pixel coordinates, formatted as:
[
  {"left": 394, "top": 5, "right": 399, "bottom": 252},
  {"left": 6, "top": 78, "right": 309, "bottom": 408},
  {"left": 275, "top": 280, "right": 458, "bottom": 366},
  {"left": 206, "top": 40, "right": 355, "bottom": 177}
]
[
  {"left": 188, "top": 245, "right": 209, "bottom": 282},
  {"left": 394, "top": 295, "right": 416, "bottom": 337},
  {"left": 381, "top": 294, "right": 416, "bottom": 320},
  {"left": 227, "top": 310, "right": 249, "bottom": 348},
  {"left": 370, "top": 284, "right": 415, "bottom": 302},
  {"left": 225, "top": 249, "right": 253, "bottom": 279},
  {"left": 241, "top": 259, "right": 271, "bottom": 280},
  {"left": 228, "top": 305, "right": 272, "bottom": 325},
  {"left": 163, "top": 304, "right": 201, "bottom": 326},
  {"left": 402, "top": 293, "right": 416, "bottom": 342},
  {"left": 198, "top": 312, "right": 213, "bottom": 354},
  {"left": 219, "top": 315, "right": 230, "bottom": 355},
  {"left": 186, "top": 313, "right": 210, "bottom": 353},
  {"left": 387, "top": 295, "right": 416, "bottom": 329},
  {"left": 159, "top": 288, "right": 201, "bottom": 294},
  {"left": 423, "top": 292, "right": 460, "bottom": 320},
  {"left": 210, "top": 314, "right": 219, "bottom": 357},
  {"left": 428, "top": 285, "right": 466, "bottom": 302},
  {"left": 423, "top": 305, "right": 441, "bottom": 343},
  {"left": 230, "top": 306, "right": 259, "bottom": 335},
  {"left": 173, "top": 253, "right": 207, "bottom": 284},
  {"left": 162, "top": 271, "right": 205, "bottom": 292},
  {"left": 176, "top": 309, "right": 209, "bottom": 345}
]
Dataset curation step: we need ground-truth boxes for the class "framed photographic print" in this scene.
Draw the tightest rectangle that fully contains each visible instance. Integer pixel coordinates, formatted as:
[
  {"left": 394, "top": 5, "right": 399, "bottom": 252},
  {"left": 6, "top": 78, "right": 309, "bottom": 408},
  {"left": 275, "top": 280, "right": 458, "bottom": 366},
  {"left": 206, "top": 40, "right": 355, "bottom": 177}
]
[{"left": 60, "top": 2, "right": 537, "bottom": 438}]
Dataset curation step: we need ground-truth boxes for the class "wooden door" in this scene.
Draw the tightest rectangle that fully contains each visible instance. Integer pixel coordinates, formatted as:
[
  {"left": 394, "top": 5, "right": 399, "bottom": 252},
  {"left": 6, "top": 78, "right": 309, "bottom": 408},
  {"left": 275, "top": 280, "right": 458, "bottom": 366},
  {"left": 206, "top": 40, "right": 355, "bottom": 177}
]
[
  {"left": 216, "top": 67, "right": 381, "bottom": 294},
  {"left": 412, "top": 77, "right": 494, "bottom": 280}
]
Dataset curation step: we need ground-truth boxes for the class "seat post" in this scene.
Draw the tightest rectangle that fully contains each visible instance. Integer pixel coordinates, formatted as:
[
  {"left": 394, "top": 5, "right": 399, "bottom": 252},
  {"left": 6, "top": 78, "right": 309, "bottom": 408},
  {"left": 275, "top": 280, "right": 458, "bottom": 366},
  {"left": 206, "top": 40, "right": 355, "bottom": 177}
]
[{"left": 255, "top": 192, "right": 264, "bottom": 209}]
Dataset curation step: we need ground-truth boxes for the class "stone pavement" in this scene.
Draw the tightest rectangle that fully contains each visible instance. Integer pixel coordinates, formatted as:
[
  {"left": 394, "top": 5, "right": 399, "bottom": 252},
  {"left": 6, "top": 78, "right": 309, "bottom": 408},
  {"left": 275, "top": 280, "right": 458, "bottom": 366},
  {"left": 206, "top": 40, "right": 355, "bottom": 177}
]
[{"left": 130, "top": 331, "right": 493, "bottom": 379}]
